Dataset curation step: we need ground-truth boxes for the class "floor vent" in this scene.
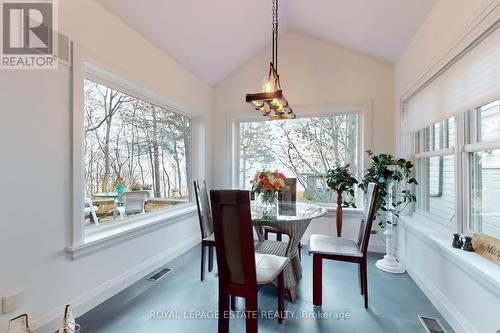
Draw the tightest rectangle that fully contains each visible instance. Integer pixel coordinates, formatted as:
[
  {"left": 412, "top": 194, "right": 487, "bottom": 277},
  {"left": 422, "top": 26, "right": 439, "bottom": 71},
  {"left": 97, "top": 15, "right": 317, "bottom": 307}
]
[
  {"left": 146, "top": 268, "right": 172, "bottom": 282},
  {"left": 418, "top": 316, "right": 446, "bottom": 333}
]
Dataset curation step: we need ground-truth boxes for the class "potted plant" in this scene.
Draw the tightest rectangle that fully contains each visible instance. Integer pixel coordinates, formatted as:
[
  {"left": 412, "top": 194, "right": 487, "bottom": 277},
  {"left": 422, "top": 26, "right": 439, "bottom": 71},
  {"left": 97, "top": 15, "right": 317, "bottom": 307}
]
[
  {"left": 325, "top": 164, "right": 358, "bottom": 237},
  {"left": 129, "top": 181, "right": 142, "bottom": 191},
  {"left": 250, "top": 170, "right": 288, "bottom": 218},
  {"left": 113, "top": 176, "right": 126, "bottom": 197},
  {"left": 360, "top": 151, "right": 417, "bottom": 273}
]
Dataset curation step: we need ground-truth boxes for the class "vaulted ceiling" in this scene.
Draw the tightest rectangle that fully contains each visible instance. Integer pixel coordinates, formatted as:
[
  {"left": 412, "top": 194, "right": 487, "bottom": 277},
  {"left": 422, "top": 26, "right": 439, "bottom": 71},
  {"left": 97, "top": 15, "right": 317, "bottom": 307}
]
[{"left": 97, "top": 0, "right": 437, "bottom": 85}]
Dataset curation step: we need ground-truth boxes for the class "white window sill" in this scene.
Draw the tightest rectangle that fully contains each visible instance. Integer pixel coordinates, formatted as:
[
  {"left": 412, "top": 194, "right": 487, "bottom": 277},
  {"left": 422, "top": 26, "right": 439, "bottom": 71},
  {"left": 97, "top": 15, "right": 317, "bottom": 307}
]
[
  {"left": 400, "top": 214, "right": 500, "bottom": 298},
  {"left": 307, "top": 202, "right": 363, "bottom": 216},
  {"left": 67, "top": 203, "right": 197, "bottom": 260}
]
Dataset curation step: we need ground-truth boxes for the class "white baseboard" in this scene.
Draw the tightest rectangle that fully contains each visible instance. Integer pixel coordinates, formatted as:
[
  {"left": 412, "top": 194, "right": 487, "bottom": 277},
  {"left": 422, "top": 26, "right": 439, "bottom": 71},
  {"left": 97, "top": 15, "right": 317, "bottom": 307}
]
[
  {"left": 32, "top": 235, "right": 200, "bottom": 333},
  {"left": 406, "top": 266, "right": 478, "bottom": 333}
]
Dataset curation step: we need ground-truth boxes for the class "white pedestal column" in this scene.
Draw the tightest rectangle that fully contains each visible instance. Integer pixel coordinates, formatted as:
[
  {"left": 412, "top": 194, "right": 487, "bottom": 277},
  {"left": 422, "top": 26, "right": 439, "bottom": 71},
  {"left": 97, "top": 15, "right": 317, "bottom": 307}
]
[{"left": 375, "top": 181, "right": 405, "bottom": 274}]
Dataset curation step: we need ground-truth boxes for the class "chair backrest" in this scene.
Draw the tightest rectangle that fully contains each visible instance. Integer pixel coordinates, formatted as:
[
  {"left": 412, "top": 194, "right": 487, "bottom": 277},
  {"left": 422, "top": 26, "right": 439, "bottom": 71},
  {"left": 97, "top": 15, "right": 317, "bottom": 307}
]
[
  {"left": 210, "top": 190, "right": 257, "bottom": 287},
  {"left": 121, "top": 191, "right": 148, "bottom": 214},
  {"left": 356, "top": 183, "right": 379, "bottom": 256},
  {"left": 278, "top": 178, "right": 297, "bottom": 202},
  {"left": 193, "top": 180, "right": 214, "bottom": 239}
]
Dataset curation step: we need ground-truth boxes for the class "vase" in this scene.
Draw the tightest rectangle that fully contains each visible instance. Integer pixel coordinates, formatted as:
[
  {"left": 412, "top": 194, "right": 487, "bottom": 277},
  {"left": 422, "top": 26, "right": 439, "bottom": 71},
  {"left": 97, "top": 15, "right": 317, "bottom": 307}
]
[
  {"left": 259, "top": 192, "right": 278, "bottom": 219},
  {"left": 336, "top": 191, "right": 343, "bottom": 237}
]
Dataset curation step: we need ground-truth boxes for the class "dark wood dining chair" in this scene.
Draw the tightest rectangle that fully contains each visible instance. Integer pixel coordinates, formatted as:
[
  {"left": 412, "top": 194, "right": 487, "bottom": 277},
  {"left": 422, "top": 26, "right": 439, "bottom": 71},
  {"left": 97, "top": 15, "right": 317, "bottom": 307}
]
[
  {"left": 263, "top": 178, "right": 302, "bottom": 259},
  {"left": 194, "top": 180, "right": 215, "bottom": 281},
  {"left": 308, "top": 183, "right": 379, "bottom": 308},
  {"left": 210, "top": 190, "right": 289, "bottom": 333}
]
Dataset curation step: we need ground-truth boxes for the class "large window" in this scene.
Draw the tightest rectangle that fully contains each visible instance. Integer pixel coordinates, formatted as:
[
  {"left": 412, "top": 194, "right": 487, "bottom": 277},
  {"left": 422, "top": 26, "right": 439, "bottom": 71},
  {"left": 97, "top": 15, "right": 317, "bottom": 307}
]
[
  {"left": 415, "top": 117, "right": 456, "bottom": 224},
  {"left": 238, "top": 114, "right": 359, "bottom": 206},
  {"left": 414, "top": 99, "right": 500, "bottom": 239},
  {"left": 466, "top": 100, "right": 500, "bottom": 239},
  {"left": 83, "top": 79, "right": 191, "bottom": 226}
]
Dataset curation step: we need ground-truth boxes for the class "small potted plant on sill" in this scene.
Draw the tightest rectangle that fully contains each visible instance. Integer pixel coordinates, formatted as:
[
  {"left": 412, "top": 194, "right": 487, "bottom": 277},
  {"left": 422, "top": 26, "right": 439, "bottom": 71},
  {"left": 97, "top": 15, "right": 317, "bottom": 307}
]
[
  {"left": 360, "top": 151, "right": 417, "bottom": 273},
  {"left": 326, "top": 164, "right": 358, "bottom": 237}
]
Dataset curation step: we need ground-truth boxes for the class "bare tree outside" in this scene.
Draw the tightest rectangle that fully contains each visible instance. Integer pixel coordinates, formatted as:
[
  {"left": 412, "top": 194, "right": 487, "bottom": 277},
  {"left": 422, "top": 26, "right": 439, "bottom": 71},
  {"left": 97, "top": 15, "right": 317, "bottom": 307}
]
[
  {"left": 84, "top": 80, "right": 191, "bottom": 224},
  {"left": 239, "top": 115, "right": 359, "bottom": 204}
]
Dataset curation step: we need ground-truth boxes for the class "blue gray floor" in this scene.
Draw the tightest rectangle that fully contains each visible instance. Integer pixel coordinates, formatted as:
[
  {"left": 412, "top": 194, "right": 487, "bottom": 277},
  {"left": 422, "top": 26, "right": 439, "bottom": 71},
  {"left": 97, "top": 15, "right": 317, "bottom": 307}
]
[{"left": 77, "top": 245, "right": 453, "bottom": 332}]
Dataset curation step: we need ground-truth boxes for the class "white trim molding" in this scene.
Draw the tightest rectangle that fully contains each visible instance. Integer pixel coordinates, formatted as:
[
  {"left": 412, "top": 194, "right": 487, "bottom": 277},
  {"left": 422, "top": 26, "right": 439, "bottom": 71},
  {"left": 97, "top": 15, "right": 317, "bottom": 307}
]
[
  {"left": 400, "top": 214, "right": 500, "bottom": 333},
  {"left": 71, "top": 43, "right": 202, "bottom": 253},
  {"left": 35, "top": 234, "right": 200, "bottom": 333},
  {"left": 67, "top": 204, "right": 197, "bottom": 259}
]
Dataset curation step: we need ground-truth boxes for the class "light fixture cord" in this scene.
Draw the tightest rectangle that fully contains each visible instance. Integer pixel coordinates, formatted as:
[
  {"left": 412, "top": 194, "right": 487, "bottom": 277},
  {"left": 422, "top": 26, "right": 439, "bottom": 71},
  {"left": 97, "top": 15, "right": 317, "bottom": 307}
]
[{"left": 273, "top": 0, "right": 278, "bottom": 72}]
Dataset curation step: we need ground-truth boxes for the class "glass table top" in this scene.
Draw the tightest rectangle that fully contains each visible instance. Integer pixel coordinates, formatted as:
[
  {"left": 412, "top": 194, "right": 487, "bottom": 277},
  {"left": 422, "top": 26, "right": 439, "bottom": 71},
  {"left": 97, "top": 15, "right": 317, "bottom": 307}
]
[{"left": 251, "top": 201, "right": 327, "bottom": 222}]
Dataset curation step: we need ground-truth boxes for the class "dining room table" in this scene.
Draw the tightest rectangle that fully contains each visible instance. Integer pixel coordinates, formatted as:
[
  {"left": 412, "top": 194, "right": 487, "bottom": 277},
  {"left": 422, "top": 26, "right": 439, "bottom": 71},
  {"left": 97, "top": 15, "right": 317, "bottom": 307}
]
[{"left": 251, "top": 201, "right": 327, "bottom": 302}]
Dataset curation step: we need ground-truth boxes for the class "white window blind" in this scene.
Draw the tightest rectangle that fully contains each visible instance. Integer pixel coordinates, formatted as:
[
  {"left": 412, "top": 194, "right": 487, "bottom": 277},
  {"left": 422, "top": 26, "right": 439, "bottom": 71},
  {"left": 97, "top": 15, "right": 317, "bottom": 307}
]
[{"left": 403, "top": 25, "right": 500, "bottom": 135}]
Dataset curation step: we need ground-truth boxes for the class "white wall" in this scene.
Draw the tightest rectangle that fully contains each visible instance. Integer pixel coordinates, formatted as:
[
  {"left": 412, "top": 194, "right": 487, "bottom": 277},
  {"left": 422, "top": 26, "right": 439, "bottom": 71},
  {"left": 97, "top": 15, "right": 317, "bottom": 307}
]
[
  {"left": 395, "top": 1, "right": 500, "bottom": 332},
  {"left": 0, "top": 0, "right": 212, "bottom": 332},
  {"left": 213, "top": 31, "right": 393, "bottom": 249}
]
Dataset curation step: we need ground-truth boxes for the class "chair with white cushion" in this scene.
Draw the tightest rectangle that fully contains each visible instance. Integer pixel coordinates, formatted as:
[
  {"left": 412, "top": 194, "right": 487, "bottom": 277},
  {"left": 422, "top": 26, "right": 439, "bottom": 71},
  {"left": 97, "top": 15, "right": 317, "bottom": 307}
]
[
  {"left": 308, "top": 183, "right": 379, "bottom": 308},
  {"left": 210, "top": 190, "right": 289, "bottom": 333}
]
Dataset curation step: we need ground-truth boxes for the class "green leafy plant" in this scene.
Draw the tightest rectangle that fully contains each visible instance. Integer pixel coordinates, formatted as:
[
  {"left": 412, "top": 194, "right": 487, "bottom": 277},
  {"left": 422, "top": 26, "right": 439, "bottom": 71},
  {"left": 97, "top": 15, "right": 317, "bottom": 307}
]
[
  {"left": 326, "top": 164, "right": 358, "bottom": 208},
  {"left": 359, "top": 151, "right": 417, "bottom": 228}
]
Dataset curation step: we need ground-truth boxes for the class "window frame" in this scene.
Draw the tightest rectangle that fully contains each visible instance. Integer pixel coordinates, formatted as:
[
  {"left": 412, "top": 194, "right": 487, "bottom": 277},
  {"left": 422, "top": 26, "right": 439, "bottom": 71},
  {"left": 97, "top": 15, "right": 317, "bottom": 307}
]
[
  {"left": 70, "top": 48, "right": 199, "bottom": 253},
  {"left": 414, "top": 116, "right": 457, "bottom": 227},
  {"left": 463, "top": 104, "right": 500, "bottom": 236},
  {"left": 229, "top": 102, "right": 373, "bottom": 210},
  {"left": 413, "top": 99, "right": 500, "bottom": 237}
]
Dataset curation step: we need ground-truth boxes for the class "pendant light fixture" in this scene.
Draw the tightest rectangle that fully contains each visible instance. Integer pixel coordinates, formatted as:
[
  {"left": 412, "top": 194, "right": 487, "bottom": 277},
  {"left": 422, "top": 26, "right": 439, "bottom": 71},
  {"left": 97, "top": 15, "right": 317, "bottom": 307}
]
[{"left": 245, "top": 0, "right": 295, "bottom": 120}]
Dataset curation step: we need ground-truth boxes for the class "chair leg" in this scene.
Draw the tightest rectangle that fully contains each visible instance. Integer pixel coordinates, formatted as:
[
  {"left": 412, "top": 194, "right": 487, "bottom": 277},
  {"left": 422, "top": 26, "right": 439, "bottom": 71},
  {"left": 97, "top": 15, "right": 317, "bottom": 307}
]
[
  {"left": 276, "top": 232, "right": 282, "bottom": 241},
  {"left": 361, "top": 260, "right": 368, "bottom": 308},
  {"left": 218, "top": 286, "right": 230, "bottom": 333},
  {"left": 278, "top": 271, "right": 285, "bottom": 323},
  {"left": 208, "top": 246, "right": 214, "bottom": 272},
  {"left": 245, "top": 294, "right": 258, "bottom": 333},
  {"left": 264, "top": 229, "right": 269, "bottom": 240},
  {"left": 200, "top": 245, "right": 205, "bottom": 281},
  {"left": 297, "top": 243, "right": 302, "bottom": 261},
  {"left": 312, "top": 254, "right": 322, "bottom": 306},
  {"left": 359, "top": 264, "right": 364, "bottom": 295}
]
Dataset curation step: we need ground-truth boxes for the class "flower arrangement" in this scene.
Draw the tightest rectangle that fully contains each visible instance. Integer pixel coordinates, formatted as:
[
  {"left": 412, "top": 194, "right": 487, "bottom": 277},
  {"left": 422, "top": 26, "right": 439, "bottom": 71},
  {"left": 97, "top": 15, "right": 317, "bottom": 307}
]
[
  {"left": 251, "top": 170, "right": 288, "bottom": 218},
  {"left": 250, "top": 170, "right": 288, "bottom": 196},
  {"left": 129, "top": 181, "right": 142, "bottom": 191}
]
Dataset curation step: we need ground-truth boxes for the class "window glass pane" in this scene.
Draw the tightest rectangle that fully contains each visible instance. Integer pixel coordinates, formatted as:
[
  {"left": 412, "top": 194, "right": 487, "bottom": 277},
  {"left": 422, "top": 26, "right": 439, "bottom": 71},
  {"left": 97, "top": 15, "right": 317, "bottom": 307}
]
[
  {"left": 433, "top": 122, "right": 441, "bottom": 150},
  {"left": 447, "top": 117, "right": 456, "bottom": 147},
  {"left": 423, "top": 127, "right": 431, "bottom": 152},
  {"left": 416, "top": 155, "right": 455, "bottom": 223},
  {"left": 83, "top": 79, "right": 191, "bottom": 227},
  {"left": 239, "top": 115, "right": 359, "bottom": 205},
  {"left": 478, "top": 100, "right": 500, "bottom": 142},
  {"left": 469, "top": 149, "right": 500, "bottom": 239}
]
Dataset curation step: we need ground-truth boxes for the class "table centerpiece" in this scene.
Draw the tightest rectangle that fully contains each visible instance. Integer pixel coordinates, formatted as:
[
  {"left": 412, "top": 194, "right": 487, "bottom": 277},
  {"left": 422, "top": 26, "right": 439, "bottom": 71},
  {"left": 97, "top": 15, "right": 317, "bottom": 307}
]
[{"left": 251, "top": 170, "right": 288, "bottom": 219}]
